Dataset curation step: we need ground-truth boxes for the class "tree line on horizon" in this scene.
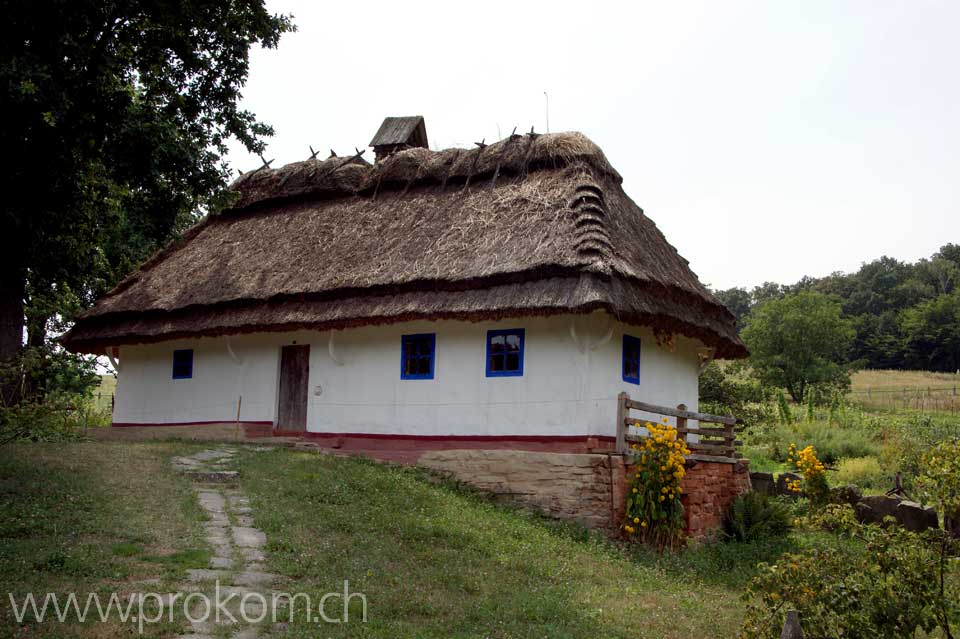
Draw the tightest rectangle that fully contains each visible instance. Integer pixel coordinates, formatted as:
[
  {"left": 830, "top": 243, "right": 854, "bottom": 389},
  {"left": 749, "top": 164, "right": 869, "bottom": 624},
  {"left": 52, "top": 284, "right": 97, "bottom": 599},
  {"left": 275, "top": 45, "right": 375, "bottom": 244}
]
[{"left": 713, "top": 244, "right": 960, "bottom": 374}]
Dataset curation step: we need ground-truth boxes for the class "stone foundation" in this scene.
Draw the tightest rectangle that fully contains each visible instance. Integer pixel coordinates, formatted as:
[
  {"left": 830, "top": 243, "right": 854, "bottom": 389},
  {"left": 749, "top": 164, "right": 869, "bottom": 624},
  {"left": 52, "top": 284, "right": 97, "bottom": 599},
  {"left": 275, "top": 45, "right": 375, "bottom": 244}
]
[
  {"left": 419, "top": 450, "right": 617, "bottom": 529},
  {"left": 419, "top": 449, "right": 751, "bottom": 537}
]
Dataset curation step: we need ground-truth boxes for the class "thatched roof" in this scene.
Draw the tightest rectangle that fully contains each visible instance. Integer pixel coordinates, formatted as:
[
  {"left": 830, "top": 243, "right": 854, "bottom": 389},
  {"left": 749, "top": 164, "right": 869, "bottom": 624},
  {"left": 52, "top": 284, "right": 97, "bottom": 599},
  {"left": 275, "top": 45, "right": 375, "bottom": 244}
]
[{"left": 63, "top": 132, "right": 746, "bottom": 359}]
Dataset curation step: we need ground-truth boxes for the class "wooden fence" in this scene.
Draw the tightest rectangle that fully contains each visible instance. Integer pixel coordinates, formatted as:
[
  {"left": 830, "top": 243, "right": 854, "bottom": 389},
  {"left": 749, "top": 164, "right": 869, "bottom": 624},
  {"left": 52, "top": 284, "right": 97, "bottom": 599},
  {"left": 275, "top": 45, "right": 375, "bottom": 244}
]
[{"left": 615, "top": 392, "right": 741, "bottom": 460}]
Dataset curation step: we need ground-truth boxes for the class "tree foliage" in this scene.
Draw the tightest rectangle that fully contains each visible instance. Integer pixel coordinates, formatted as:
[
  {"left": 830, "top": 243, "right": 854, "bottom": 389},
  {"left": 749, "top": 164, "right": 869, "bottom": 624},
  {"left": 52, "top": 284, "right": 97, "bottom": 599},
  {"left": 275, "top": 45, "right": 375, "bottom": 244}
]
[
  {"left": 0, "top": 0, "right": 293, "bottom": 403},
  {"left": 741, "top": 292, "right": 855, "bottom": 403},
  {"left": 713, "top": 244, "right": 960, "bottom": 372}
]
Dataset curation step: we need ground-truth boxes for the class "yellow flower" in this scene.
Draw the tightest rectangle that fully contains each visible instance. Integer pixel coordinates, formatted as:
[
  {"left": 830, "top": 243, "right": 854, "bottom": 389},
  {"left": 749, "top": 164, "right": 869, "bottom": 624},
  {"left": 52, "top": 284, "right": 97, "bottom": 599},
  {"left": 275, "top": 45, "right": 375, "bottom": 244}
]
[
  {"left": 640, "top": 521, "right": 647, "bottom": 527},
  {"left": 632, "top": 488, "right": 638, "bottom": 493},
  {"left": 633, "top": 517, "right": 640, "bottom": 524}
]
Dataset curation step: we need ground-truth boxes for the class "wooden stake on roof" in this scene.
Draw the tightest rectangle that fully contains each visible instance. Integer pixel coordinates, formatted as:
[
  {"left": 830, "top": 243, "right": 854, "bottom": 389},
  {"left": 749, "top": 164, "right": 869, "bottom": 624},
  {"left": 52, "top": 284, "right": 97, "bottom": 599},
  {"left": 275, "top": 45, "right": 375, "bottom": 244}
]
[
  {"left": 492, "top": 127, "right": 521, "bottom": 188},
  {"left": 521, "top": 126, "right": 540, "bottom": 177},
  {"left": 440, "top": 148, "right": 462, "bottom": 193},
  {"left": 258, "top": 154, "right": 274, "bottom": 170},
  {"left": 463, "top": 138, "right": 486, "bottom": 191},
  {"left": 327, "top": 149, "right": 337, "bottom": 159},
  {"left": 308, "top": 145, "right": 320, "bottom": 160}
]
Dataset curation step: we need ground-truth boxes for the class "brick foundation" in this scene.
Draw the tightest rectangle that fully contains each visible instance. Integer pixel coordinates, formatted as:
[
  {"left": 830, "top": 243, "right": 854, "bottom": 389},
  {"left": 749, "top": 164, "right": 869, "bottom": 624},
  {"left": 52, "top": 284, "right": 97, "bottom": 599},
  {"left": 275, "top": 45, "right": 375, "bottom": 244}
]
[{"left": 419, "top": 449, "right": 751, "bottom": 538}]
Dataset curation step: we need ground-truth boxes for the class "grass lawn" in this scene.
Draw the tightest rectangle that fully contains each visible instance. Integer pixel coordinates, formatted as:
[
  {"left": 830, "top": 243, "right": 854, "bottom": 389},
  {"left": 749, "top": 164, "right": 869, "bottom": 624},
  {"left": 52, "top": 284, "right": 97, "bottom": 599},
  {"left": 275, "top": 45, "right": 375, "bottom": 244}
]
[
  {"left": 1, "top": 441, "right": 856, "bottom": 638},
  {"left": 0, "top": 442, "right": 210, "bottom": 638},
  {"left": 235, "top": 448, "right": 818, "bottom": 639}
]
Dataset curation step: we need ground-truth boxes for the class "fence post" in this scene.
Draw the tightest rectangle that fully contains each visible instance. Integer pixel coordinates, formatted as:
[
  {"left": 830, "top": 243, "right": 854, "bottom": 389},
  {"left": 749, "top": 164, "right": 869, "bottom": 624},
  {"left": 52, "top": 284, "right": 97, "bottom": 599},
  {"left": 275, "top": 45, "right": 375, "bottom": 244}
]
[
  {"left": 780, "top": 610, "right": 804, "bottom": 639},
  {"left": 616, "top": 392, "right": 628, "bottom": 454},
  {"left": 676, "top": 403, "right": 687, "bottom": 445}
]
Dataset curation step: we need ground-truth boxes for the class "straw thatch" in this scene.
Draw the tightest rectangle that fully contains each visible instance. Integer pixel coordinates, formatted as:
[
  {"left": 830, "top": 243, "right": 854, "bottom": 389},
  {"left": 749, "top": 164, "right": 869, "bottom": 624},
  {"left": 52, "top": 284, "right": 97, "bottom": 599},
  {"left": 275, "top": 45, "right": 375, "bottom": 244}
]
[{"left": 63, "top": 132, "right": 746, "bottom": 358}]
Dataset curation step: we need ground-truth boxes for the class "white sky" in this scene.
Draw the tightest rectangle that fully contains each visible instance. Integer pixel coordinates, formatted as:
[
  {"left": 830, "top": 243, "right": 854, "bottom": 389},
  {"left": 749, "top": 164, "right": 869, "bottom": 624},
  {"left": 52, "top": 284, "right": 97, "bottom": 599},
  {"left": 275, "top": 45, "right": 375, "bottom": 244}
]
[{"left": 225, "top": 0, "right": 959, "bottom": 291}]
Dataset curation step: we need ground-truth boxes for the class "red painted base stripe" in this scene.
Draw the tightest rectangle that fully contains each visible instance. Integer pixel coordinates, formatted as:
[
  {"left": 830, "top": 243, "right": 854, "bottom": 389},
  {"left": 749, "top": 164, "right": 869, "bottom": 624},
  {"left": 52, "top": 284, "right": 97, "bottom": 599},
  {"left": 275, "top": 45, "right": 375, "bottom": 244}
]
[
  {"left": 111, "top": 420, "right": 273, "bottom": 428},
  {"left": 273, "top": 430, "right": 616, "bottom": 443}
]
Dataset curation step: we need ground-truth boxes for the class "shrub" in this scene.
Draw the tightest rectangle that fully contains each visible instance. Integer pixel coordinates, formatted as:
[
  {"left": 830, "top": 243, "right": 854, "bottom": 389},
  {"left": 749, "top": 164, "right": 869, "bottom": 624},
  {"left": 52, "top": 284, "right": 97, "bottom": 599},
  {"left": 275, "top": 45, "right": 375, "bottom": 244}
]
[
  {"left": 624, "top": 419, "right": 690, "bottom": 551},
  {"left": 723, "top": 493, "right": 792, "bottom": 542},
  {"left": 916, "top": 439, "right": 960, "bottom": 526},
  {"left": 787, "top": 444, "right": 829, "bottom": 505},
  {"left": 798, "top": 503, "right": 859, "bottom": 533},
  {"left": 0, "top": 393, "right": 105, "bottom": 444},
  {"left": 699, "top": 362, "right": 772, "bottom": 408},
  {"left": 740, "top": 525, "right": 955, "bottom": 639},
  {"left": 835, "top": 456, "right": 888, "bottom": 490}
]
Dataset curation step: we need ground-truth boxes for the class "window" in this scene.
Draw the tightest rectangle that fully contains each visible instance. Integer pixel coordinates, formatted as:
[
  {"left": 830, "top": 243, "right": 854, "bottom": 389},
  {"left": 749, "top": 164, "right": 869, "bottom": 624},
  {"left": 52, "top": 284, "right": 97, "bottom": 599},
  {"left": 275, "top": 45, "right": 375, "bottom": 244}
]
[
  {"left": 622, "top": 335, "right": 641, "bottom": 384},
  {"left": 401, "top": 333, "right": 435, "bottom": 380},
  {"left": 486, "top": 328, "right": 524, "bottom": 377},
  {"left": 172, "top": 349, "right": 194, "bottom": 379}
]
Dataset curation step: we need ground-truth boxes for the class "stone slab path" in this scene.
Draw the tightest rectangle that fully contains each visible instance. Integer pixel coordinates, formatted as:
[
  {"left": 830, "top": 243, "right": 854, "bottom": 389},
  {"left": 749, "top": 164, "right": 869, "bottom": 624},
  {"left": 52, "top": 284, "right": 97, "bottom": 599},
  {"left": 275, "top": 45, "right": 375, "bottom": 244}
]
[{"left": 170, "top": 447, "right": 285, "bottom": 639}]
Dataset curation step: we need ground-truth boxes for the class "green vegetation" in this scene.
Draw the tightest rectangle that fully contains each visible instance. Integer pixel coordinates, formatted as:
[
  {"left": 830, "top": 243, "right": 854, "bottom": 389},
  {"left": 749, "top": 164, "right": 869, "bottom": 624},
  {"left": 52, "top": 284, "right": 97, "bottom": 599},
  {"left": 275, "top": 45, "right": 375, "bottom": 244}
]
[
  {"left": 236, "top": 448, "right": 750, "bottom": 638},
  {"left": 1, "top": 0, "right": 294, "bottom": 415},
  {"left": 741, "top": 291, "right": 855, "bottom": 403},
  {"left": 723, "top": 493, "right": 792, "bottom": 543},
  {"left": 714, "top": 244, "right": 960, "bottom": 373},
  {"left": 0, "top": 442, "right": 209, "bottom": 636}
]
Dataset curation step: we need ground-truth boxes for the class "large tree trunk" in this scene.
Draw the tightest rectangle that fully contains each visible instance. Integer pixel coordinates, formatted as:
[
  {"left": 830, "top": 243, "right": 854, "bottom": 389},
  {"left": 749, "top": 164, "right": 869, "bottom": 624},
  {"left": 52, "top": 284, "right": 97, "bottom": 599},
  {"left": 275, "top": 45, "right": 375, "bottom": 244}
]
[{"left": 0, "top": 266, "right": 25, "bottom": 406}]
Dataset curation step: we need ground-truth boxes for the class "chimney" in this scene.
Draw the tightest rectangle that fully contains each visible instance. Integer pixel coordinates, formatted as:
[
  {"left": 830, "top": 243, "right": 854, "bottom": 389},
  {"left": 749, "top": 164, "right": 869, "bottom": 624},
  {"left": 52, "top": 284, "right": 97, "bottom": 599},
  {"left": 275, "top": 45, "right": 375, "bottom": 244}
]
[{"left": 369, "top": 116, "right": 429, "bottom": 163}]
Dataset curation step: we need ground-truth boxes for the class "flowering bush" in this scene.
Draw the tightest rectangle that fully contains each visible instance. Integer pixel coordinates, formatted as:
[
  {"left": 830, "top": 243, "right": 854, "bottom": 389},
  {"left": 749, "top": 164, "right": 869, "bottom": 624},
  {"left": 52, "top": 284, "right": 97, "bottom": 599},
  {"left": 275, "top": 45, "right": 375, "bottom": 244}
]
[
  {"left": 624, "top": 419, "right": 690, "bottom": 551},
  {"left": 786, "top": 443, "right": 829, "bottom": 504}
]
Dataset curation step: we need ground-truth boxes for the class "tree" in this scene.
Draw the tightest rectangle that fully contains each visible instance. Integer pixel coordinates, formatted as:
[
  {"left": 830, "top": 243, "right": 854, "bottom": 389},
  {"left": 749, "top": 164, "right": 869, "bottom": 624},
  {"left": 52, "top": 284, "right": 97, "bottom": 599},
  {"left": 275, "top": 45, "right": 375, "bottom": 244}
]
[
  {"left": 712, "top": 287, "right": 752, "bottom": 331},
  {"left": 751, "top": 281, "right": 784, "bottom": 305},
  {"left": 741, "top": 292, "right": 855, "bottom": 403},
  {"left": 899, "top": 292, "right": 960, "bottom": 372},
  {"left": 0, "top": 1, "right": 293, "bottom": 403}
]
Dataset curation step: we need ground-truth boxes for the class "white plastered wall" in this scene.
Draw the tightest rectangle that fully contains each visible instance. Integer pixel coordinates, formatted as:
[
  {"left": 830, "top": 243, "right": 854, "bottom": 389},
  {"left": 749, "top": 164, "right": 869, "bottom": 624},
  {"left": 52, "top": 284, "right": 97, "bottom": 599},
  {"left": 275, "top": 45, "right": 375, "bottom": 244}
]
[{"left": 112, "top": 312, "right": 703, "bottom": 438}]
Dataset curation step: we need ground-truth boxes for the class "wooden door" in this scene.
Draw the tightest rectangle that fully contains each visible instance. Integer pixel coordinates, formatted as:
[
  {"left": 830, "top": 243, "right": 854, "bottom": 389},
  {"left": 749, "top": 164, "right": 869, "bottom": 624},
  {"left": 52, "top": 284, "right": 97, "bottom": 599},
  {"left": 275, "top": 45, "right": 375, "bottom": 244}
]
[{"left": 277, "top": 345, "right": 310, "bottom": 431}]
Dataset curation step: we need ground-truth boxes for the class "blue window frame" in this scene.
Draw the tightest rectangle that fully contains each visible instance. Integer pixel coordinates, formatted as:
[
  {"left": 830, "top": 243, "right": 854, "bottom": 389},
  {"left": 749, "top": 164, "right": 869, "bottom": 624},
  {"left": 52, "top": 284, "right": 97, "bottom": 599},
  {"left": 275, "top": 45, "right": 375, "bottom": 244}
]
[
  {"left": 172, "top": 349, "right": 194, "bottom": 379},
  {"left": 401, "top": 333, "right": 436, "bottom": 380},
  {"left": 622, "top": 335, "right": 641, "bottom": 385},
  {"left": 486, "top": 328, "right": 525, "bottom": 377}
]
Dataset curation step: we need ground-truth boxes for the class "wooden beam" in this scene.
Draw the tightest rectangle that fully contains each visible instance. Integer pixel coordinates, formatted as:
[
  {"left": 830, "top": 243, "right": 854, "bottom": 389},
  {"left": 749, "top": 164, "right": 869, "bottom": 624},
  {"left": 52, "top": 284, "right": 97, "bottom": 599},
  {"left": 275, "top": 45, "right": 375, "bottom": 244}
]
[
  {"left": 616, "top": 392, "right": 628, "bottom": 454},
  {"left": 623, "top": 399, "right": 737, "bottom": 426}
]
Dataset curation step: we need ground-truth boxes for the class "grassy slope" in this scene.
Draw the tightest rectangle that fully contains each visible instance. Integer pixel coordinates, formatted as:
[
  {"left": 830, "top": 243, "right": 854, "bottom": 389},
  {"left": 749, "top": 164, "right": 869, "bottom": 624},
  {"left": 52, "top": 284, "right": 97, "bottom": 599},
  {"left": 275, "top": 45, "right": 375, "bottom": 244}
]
[
  {"left": 0, "top": 442, "right": 857, "bottom": 639},
  {"left": 237, "top": 448, "right": 753, "bottom": 638},
  {"left": 0, "top": 442, "right": 210, "bottom": 638}
]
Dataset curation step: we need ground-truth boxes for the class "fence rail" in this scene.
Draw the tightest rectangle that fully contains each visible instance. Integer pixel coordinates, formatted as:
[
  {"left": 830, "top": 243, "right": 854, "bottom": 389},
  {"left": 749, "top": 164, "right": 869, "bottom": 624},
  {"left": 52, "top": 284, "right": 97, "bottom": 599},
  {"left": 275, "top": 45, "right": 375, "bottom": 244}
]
[{"left": 616, "top": 392, "right": 740, "bottom": 459}]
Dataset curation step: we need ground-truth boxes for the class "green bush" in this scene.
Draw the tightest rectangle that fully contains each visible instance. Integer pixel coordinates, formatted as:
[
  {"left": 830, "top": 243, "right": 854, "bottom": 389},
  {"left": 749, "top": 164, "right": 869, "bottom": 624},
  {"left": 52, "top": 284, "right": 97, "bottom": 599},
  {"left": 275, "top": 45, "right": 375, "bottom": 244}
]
[
  {"left": 723, "top": 493, "right": 792, "bottom": 542},
  {"left": 699, "top": 362, "right": 775, "bottom": 427},
  {"left": 740, "top": 525, "right": 957, "bottom": 639},
  {"left": 835, "top": 456, "right": 888, "bottom": 490},
  {"left": 744, "top": 420, "right": 881, "bottom": 466},
  {"left": 0, "top": 394, "right": 107, "bottom": 444}
]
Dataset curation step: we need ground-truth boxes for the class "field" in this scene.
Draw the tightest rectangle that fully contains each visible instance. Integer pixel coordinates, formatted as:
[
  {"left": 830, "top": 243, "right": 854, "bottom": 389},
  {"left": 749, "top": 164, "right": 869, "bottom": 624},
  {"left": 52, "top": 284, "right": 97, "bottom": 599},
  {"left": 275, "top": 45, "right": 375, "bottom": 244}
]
[{"left": 850, "top": 369, "right": 960, "bottom": 413}]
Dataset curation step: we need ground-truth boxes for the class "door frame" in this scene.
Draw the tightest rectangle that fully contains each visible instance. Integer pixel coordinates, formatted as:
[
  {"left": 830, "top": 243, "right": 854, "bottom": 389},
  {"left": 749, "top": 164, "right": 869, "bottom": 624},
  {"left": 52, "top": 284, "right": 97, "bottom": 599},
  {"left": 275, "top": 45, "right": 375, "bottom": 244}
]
[{"left": 274, "top": 342, "right": 310, "bottom": 432}]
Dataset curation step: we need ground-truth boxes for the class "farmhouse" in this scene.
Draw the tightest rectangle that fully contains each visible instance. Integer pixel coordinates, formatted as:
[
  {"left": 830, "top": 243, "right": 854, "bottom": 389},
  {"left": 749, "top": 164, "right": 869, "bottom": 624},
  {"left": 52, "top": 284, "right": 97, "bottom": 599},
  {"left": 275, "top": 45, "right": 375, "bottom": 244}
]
[{"left": 63, "top": 117, "right": 746, "bottom": 462}]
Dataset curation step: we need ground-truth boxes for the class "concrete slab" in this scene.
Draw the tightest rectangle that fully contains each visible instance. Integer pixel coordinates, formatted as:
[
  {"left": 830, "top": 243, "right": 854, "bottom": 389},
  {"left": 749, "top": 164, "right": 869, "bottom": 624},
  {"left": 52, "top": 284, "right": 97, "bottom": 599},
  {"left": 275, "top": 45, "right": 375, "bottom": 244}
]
[
  {"left": 239, "top": 548, "right": 266, "bottom": 563},
  {"left": 233, "top": 571, "right": 280, "bottom": 587},
  {"left": 232, "top": 527, "right": 267, "bottom": 548},
  {"left": 186, "top": 568, "right": 233, "bottom": 583}
]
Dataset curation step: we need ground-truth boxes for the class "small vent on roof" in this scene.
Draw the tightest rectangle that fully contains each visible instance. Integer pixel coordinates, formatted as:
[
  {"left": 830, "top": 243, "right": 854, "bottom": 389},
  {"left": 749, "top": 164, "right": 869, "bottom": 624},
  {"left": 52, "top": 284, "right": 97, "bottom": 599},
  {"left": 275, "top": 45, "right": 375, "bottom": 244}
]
[{"left": 369, "top": 116, "right": 429, "bottom": 163}]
